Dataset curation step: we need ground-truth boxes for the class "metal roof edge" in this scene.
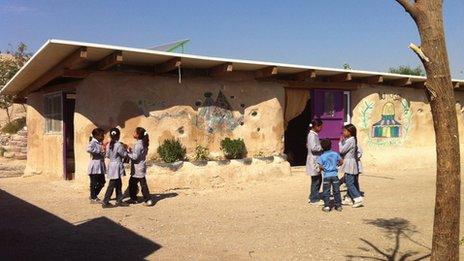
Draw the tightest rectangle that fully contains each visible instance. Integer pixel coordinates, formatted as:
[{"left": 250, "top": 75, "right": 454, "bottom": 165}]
[
  {"left": 2, "top": 39, "right": 464, "bottom": 95},
  {"left": 1, "top": 39, "right": 53, "bottom": 94}
]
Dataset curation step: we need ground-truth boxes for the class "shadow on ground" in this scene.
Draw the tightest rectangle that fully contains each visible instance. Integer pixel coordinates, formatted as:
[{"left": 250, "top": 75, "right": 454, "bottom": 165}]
[
  {"left": 346, "top": 218, "right": 431, "bottom": 261},
  {"left": 0, "top": 189, "right": 161, "bottom": 260},
  {"left": 151, "top": 192, "right": 178, "bottom": 206}
]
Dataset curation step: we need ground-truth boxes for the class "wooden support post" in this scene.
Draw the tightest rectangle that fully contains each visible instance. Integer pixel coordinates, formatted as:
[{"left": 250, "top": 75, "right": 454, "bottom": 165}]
[
  {"left": 209, "top": 62, "right": 233, "bottom": 77},
  {"left": 97, "top": 51, "right": 123, "bottom": 70},
  {"left": 328, "top": 73, "right": 352, "bottom": 82},
  {"left": 255, "top": 66, "right": 278, "bottom": 79},
  {"left": 154, "top": 57, "right": 181, "bottom": 74},
  {"left": 360, "top": 75, "right": 383, "bottom": 84},
  {"left": 385, "top": 77, "right": 412, "bottom": 87},
  {"left": 293, "top": 69, "right": 317, "bottom": 81}
]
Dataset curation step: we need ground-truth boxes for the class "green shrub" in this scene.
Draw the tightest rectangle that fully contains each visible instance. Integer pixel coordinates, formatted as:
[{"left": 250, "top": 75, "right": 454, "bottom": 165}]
[
  {"left": 220, "top": 138, "right": 247, "bottom": 159},
  {"left": 1, "top": 117, "right": 26, "bottom": 134},
  {"left": 157, "top": 139, "right": 186, "bottom": 163},
  {"left": 194, "top": 145, "right": 209, "bottom": 161},
  {"left": 460, "top": 237, "right": 464, "bottom": 246}
]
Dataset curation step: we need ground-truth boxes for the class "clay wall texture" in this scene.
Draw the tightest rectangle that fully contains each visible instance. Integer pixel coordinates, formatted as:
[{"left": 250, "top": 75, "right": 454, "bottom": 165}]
[{"left": 25, "top": 71, "right": 464, "bottom": 179}]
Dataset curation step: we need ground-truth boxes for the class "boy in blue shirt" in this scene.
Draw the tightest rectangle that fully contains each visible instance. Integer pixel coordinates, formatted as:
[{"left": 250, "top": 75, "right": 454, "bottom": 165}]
[{"left": 317, "top": 139, "right": 343, "bottom": 212}]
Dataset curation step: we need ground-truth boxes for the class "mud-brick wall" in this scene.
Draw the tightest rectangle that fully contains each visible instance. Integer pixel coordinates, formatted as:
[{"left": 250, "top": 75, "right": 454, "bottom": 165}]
[
  {"left": 351, "top": 84, "right": 464, "bottom": 171},
  {"left": 74, "top": 71, "right": 285, "bottom": 179},
  {"left": 25, "top": 92, "right": 64, "bottom": 178}
]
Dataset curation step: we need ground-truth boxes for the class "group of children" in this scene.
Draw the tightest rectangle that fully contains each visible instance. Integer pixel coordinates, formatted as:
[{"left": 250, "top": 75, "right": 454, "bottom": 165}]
[
  {"left": 87, "top": 126, "right": 153, "bottom": 208},
  {"left": 306, "top": 119, "right": 364, "bottom": 212}
]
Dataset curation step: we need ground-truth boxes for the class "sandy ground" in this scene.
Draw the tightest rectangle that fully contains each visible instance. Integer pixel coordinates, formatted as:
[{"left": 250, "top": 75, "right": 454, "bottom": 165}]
[{"left": 0, "top": 167, "right": 463, "bottom": 260}]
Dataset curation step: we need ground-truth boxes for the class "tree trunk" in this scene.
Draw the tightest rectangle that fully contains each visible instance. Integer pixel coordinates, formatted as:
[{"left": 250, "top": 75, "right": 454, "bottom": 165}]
[{"left": 395, "top": 1, "right": 461, "bottom": 260}]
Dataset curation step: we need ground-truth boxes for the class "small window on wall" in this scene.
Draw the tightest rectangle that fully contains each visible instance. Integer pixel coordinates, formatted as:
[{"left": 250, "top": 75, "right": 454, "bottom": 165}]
[
  {"left": 324, "top": 92, "right": 335, "bottom": 117},
  {"left": 343, "top": 91, "right": 351, "bottom": 125},
  {"left": 44, "top": 93, "right": 62, "bottom": 133}
]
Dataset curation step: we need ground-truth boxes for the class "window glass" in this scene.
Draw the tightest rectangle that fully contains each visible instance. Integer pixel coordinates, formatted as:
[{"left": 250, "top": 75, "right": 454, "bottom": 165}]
[
  {"left": 44, "top": 93, "right": 62, "bottom": 133},
  {"left": 324, "top": 92, "right": 335, "bottom": 117}
]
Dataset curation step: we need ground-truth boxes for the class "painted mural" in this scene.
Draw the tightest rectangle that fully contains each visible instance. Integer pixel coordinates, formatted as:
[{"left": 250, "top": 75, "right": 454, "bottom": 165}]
[
  {"left": 197, "top": 91, "right": 243, "bottom": 133},
  {"left": 138, "top": 90, "right": 244, "bottom": 134},
  {"left": 360, "top": 94, "right": 412, "bottom": 146},
  {"left": 371, "top": 102, "right": 402, "bottom": 138}
]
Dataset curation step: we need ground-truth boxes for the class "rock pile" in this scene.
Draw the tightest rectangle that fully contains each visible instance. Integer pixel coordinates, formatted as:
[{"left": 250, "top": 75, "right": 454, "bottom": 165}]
[{"left": 1, "top": 128, "right": 27, "bottom": 160}]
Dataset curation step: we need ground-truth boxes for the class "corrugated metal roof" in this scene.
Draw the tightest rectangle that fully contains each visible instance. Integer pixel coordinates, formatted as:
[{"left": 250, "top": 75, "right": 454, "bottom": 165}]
[{"left": 2, "top": 39, "right": 463, "bottom": 95}]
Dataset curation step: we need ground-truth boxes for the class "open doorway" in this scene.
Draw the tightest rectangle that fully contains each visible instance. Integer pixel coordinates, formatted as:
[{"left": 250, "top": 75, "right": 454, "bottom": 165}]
[
  {"left": 63, "top": 93, "right": 75, "bottom": 180},
  {"left": 284, "top": 97, "right": 312, "bottom": 166}
]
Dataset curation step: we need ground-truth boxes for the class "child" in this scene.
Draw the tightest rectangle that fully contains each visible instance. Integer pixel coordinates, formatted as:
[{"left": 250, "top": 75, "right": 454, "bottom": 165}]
[
  {"left": 317, "top": 139, "right": 343, "bottom": 212},
  {"left": 87, "top": 128, "right": 106, "bottom": 204},
  {"left": 102, "top": 128, "right": 130, "bottom": 208},
  {"left": 126, "top": 127, "right": 153, "bottom": 206},
  {"left": 306, "top": 119, "right": 324, "bottom": 205},
  {"left": 339, "top": 124, "right": 364, "bottom": 208}
]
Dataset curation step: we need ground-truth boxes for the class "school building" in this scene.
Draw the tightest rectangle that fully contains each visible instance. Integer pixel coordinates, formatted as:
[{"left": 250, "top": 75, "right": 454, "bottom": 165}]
[{"left": 1, "top": 39, "right": 464, "bottom": 183}]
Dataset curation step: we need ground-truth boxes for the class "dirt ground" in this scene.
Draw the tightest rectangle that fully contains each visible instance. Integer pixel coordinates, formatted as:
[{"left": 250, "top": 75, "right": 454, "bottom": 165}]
[{"left": 0, "top": 166, "right": 463, "bottom": 260}]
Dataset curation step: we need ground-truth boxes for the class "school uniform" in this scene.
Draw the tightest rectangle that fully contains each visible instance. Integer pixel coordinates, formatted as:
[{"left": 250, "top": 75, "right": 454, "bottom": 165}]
[
  {"left": 339, "top": 137, "right": 363, "bottom": 200},
  {"left": 306, "top": 130, "right": 323, "bottom": 203},
  {"left": 128, "top": 140, "right": 151, "bottom": 202},
  {"left": 102, "top": 141, "right": 127, "bottom": 204},
  {"left": 87, "top": 138, "right": 106, "bottom": 200}
]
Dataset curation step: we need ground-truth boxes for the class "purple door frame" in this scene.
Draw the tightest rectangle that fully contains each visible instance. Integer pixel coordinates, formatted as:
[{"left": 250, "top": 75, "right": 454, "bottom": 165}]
[{"left": 311, "top": 89, "right": 345, "bottom": 152}]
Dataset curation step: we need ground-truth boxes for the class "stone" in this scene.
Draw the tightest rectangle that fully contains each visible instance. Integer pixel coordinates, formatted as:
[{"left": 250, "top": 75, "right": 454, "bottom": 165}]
[
  {"left": 3, "top": 151, "right": 15, "bottom": 158},
  {"left": 15, "top": 154, "right": 27, "bottom": 160}
]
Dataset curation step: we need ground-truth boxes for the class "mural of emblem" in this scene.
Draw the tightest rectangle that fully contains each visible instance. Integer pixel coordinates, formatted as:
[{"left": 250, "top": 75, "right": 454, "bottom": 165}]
[
  {"left": 360, "top": 94, "right": 412, "bottom": 146},
  {"left": 372, "top": 102, "right": 401, "bottom": 138}
]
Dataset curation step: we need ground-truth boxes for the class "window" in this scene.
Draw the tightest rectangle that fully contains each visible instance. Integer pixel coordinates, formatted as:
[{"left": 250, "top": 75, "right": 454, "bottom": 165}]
[
  {"left": 44, "top": 93, "right": 62, "bottom": 133},
  {"left": 324, "top": 92, "right": 335, "bottom": 117},
  {"left": 343, "top": 91, "right": 351, "bottom": 125}
]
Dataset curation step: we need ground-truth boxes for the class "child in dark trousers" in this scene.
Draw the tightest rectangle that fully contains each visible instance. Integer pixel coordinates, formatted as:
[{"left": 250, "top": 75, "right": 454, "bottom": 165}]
[
  {"left": 102, "top": 128, "right": 130, "bottom": 208},
  {"left": 317, "top": 139, "right": 343, "bottom": 212},
  {"left": 87, "top": 128, "right": 106, "bottom": 204},
  {"left": 126, "top": 127, "right": 153, "bottom": 206}
]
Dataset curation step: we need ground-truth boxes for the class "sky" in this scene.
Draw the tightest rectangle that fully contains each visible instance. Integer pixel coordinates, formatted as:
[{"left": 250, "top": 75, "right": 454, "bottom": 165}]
[{"left": 1, "top": 0, "right": 463, "bottom": 78}]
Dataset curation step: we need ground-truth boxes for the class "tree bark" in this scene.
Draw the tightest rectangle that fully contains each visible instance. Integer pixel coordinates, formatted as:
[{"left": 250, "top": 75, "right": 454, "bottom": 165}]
[{"left": 395, "top": 0, "right": 461, "bottom": 260}]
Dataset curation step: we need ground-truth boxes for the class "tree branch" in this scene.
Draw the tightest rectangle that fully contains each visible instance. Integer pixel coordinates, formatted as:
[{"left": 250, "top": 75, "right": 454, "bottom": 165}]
[
  {"left": 409, "top": 43, "right": 430, "bottom": 63},
  {"left": 407, "top": 42, "right": 436, "bottom": 100},
  {"left": 395, "top": 0, "right": 418, "bottom": 17}
]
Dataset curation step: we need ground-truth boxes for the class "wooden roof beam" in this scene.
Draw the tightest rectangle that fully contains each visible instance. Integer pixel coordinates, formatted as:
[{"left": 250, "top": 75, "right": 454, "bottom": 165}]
[
  {"left": 18, "top": 47, "right": 88, "bottom": 97},
  {"left": 62, "top": 69, "right": 92, "bottom": 78},
  {"left": 209, "top": 62, "right": 233, "bottom": 77},
  {"left": 97, "top": 51, "right": 123, "bottom": 70},
  {"left": 255, "top": 66, "right": 278, "bottom": 79},
  {"left": 385, "top": 78, "right": 412, "bottom": 87},
  {"left": 154, "top": 57, "right": 181, "bottom": 74},
  {"left": 293, "top": 69, "right": 317, "bottom": 81},
  {"left": 360, "top": 75, "right": 383, "bottom": 84},
  {"left": 411, "top": 81, "right": 426, "bottom": 89},
  {"left": 328, "top": 73, "right": 352, "bottom": 82}
]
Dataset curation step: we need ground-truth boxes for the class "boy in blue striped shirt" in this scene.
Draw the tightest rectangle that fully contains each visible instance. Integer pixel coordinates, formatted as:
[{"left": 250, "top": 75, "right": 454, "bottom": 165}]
[{"left": 317, "top": 139, "right": 343, "bottom": 212}]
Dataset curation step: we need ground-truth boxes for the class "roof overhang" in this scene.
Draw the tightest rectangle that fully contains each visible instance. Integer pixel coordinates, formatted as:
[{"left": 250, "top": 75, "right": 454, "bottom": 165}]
[{"left": 2, "top": 39, "right": 464, "bottom": 97}]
